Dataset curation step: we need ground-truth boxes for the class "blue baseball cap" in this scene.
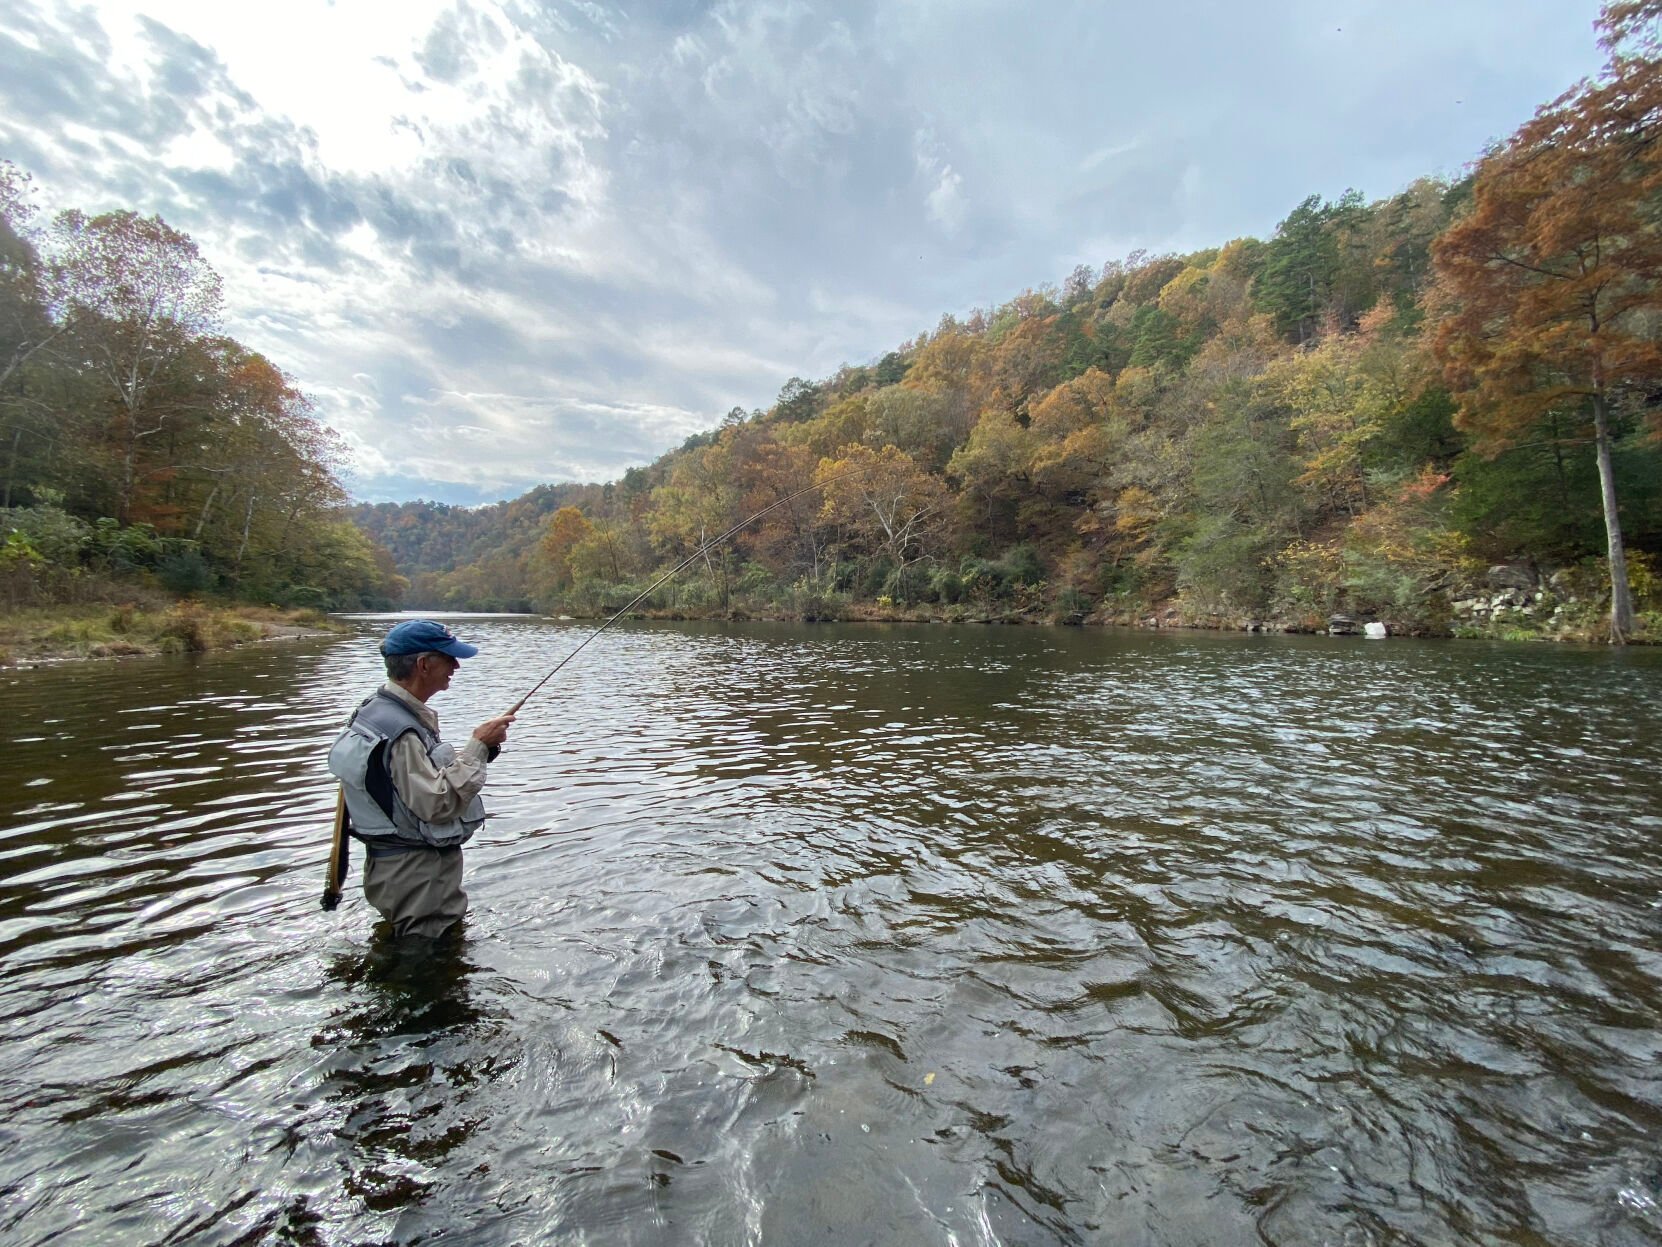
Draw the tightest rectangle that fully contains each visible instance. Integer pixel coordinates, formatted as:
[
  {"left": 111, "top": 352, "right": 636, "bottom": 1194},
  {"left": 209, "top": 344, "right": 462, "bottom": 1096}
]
[{"left": 380, "top": 619, "right": 479, "bottom": 659}]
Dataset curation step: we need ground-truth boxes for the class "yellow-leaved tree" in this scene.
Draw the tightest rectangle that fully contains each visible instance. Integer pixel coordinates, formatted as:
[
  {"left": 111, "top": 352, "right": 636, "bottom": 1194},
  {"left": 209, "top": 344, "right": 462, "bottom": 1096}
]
[
  {"left": 816, "top": 443, "right": 953, "bottom": 578},
  {"left": 532, "top": 505, "right": 593, "bottom": 598}
]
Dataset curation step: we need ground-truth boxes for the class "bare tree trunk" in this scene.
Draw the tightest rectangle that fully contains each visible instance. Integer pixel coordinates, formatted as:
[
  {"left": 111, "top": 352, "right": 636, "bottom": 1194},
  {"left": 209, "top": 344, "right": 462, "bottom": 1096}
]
[
  {"left": 2, "top": 425, "right": 19, "bottom": 510},
  {"left": 1591, "top": 393, "right": 1634, "bottom": 644},
  {"left": 235, "top": 492, "right": 257, "bottom": 572},
  {"left": 193, "top": 482, "right": 220, "bottom": 539}
]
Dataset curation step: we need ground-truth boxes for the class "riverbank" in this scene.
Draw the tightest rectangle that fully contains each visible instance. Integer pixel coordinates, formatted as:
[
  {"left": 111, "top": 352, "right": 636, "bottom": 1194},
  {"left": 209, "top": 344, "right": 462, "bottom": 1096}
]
[
  {"left": 529, "top": 560, "right": 1656, "bottom": 643},
  {"left": 0, "top": 603, "right": 343, "bottom": 666},
  {"left": 574, "top": 595, "right": 1655, "bottom": 644}
]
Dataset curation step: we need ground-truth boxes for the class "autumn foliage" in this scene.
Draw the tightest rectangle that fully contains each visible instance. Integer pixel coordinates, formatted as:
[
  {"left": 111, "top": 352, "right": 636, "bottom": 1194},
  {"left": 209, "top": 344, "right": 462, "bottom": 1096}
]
[
  {"left": 1430, "top": 0, "right": 1662, "bottom": 638},
  {"left": 0, "top": 172, "right": 401, "bottom": 608},
  {"left": 5, "top": 5, "right": 1634, "bottom": 638},
  {"left": 365, "top": 36, "right": 1662, "bottom": 639}
]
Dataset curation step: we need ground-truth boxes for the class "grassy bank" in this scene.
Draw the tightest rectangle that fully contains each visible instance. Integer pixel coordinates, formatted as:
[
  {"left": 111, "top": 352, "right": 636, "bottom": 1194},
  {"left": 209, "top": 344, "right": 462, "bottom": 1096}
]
[{"left": 0, "top": 602, "right": 343, "bottom": 666}]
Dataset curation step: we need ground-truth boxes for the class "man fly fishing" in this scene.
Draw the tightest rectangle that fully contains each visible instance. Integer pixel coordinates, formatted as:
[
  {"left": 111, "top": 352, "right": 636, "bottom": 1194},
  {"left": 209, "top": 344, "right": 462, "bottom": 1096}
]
[
  {"left": 320, "top": 464, "right": 877, "bottom": 935},
  {"left": 324, "top": 619, "right": 514, "bottom": 939}
]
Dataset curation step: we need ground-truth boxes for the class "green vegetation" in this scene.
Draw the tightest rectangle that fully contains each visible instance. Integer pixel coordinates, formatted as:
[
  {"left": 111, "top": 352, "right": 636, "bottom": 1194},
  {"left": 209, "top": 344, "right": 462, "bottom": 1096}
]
[
  {"left": 355, "top": 2, "right": 1662, "bottom": 645},
  {"left": 0, "top": 165, "right": 405, "bottom": 629},
  {"left": 0, "top": 600, "right": 338, "bottom": 666}
]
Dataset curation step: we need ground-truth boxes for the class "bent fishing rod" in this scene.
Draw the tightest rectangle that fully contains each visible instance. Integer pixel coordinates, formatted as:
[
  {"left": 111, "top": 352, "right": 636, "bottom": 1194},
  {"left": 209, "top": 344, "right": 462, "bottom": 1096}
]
[{"left": 505, "top": 464, "right": 873, "bottom": 715}]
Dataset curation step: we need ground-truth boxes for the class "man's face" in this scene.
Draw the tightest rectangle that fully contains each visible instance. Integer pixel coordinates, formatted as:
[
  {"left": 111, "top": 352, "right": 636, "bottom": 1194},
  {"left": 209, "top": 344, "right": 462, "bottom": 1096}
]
[{"left": 419, "top": 651, "right": 460, "bottom": 694}]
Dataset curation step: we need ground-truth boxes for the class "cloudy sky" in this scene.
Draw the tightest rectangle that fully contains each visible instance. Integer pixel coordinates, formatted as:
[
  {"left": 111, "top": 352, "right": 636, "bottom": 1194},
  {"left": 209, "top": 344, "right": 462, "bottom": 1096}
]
[{"left": 0, "top": 0, "right": 1608, "bottom": 505}]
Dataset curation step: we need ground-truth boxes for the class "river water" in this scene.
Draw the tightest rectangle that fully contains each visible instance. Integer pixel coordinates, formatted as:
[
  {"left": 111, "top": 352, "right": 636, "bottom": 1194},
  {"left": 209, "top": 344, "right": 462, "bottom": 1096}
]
[{"left": 2, "top": 617, "right": 1661, "bottom": 1246}]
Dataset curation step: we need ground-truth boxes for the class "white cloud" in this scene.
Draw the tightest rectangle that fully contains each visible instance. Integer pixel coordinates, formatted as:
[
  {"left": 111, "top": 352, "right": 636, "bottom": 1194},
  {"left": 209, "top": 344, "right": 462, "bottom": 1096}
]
[
  {"left": 1079, "top": 139, "right": 1140, "bottom": 173},
  {"left": 911, "top": 126, "right": 964, "bottom": 233},
  {"left": 925, "top": 163, "right": 964, "bottom": 233},
  {"left": 161, "top": 126, "right": 234, "bottom": 173}
]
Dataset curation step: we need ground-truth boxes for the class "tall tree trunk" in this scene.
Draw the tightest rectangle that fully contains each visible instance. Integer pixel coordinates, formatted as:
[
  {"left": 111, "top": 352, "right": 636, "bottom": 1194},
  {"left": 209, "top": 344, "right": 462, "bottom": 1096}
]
[
  {"left": 193, "top": 481, "right": 220, "bottom": 539},
  {"left": 120, "top": 426, "right": 136, "bottom": 524},
  {"left": 1591, "top": 393, "right": 1634, "bottom": 644},
  {"left": 235, "top": 492, "right": 257, "bottom": 574},
  {"left": 1548, "top": 412, "right": 1572, "bottom": 511},
  {"left": 3, "top": 425, "right": 19, "bottom": 510}
]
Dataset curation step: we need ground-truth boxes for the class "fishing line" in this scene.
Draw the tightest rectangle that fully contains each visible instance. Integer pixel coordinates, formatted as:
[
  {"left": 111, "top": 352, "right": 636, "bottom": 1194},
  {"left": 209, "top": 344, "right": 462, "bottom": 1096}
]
[{"left": 506, "top": 462, "right": 877, "bottom": 714}]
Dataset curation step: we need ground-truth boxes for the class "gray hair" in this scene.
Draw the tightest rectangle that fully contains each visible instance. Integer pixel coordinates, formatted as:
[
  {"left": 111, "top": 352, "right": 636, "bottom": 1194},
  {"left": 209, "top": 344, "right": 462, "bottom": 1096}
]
[{"left": 384, "top": 650, "right": 438, "bottom": 681}]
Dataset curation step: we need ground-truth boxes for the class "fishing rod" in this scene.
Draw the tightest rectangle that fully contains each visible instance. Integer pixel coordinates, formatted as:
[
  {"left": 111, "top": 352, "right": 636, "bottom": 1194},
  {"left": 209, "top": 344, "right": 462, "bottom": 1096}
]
[
  {"left": 506, "top": 463, "right": 873, "bottom": 715},
  {"left": 322, "top": 461, "right": 875, "bottom": 907}
]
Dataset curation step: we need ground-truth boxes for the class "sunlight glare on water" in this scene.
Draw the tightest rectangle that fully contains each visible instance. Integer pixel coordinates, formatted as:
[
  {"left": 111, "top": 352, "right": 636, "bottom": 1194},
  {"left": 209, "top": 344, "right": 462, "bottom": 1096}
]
[{"left": 2, "top": 617, "right": 1661, "bottom": 1245}]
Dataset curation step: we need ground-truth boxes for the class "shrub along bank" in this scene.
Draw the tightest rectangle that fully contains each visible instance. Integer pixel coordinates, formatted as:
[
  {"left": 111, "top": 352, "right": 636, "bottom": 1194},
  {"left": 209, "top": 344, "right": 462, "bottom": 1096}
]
[{"left": 534, "top": 547, "right": 1660, "bottom": 645}]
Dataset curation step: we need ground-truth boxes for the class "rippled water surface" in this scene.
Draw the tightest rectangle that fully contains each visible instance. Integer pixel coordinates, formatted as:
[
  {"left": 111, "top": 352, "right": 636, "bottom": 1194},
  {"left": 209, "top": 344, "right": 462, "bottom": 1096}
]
[{"left": 3, "top": 618, "right": 1662, "bottom": 1246}]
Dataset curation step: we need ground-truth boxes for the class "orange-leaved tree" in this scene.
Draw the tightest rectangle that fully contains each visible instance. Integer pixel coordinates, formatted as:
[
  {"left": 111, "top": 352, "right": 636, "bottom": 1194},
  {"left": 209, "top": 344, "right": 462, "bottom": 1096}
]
[{"left": 1429, "top": 0, "right": 1662, "bottom": 641}]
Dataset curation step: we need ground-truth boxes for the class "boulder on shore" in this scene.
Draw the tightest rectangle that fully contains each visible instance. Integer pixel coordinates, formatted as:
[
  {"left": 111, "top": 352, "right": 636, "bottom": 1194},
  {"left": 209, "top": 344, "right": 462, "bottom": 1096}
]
[{"left": 1486, "top": 564, "right": 1537, "bottom": 592}]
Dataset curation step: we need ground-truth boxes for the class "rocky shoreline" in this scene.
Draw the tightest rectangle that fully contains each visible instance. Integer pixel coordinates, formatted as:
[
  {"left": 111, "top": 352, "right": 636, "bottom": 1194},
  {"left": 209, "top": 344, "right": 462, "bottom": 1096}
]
[{"left": 565, "top": 562, "right": 1652, "bottom": 645}]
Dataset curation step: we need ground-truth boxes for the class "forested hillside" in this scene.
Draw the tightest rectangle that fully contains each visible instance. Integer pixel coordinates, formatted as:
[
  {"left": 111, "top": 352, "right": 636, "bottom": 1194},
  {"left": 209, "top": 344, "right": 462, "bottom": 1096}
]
[
  {"left": 0, "top": 168, "right": 404, "bottom": 612},
  {"left": 354, "top": 481, "right": 609, "bottom": 610},
  {"left": 7, "top": 4, "right": 1653, "bottom": 642},
  {"left": 360, "top": 3, "right": 1662, "bottom": 643}
]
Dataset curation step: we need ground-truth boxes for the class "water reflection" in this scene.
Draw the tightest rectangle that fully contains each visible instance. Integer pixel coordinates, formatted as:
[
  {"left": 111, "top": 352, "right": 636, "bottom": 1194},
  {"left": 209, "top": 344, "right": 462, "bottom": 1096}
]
[{"left": 319, "top": 932, "right": 502, "bottom": 1222}]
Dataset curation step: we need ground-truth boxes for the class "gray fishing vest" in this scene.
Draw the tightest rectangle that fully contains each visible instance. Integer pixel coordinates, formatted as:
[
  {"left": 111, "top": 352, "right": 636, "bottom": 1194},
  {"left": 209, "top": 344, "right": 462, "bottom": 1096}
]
[{"left": 327, "top": 689, "right": 485, "bottom": 850}]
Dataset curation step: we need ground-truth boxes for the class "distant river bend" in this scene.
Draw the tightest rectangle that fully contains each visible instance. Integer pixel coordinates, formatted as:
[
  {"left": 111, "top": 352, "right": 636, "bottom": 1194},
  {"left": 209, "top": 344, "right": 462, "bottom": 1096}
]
[{"left": 2, "top": 618, "right": 1660, "bottom": 1246}]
